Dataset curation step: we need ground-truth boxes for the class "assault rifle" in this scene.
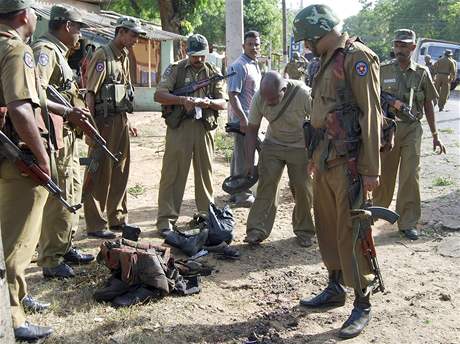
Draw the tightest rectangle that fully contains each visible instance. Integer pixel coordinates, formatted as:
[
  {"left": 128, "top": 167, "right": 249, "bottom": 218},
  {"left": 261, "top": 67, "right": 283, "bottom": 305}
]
[
  {"left": 47, "top": 85, "right": 119, "bottom": 163},
  {"left": 172, "top": 71, "right": 236, "bottom": 96},
  {"left": 0, "top": 130, "right": 81, "bottom": 214},
  {"left": 224, "top": 121, "right": 262, "bottom": 152},
  {"left": 351, "top": 204, "right": 399, "bottom": 294},
  {"left": 381, "top": 90, "right": 417, "bottom": 122}
]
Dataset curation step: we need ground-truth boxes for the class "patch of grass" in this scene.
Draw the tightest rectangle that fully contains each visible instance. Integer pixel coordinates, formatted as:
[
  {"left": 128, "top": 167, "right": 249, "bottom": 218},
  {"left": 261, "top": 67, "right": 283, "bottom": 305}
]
[
  {"left": 128, "top": 183, "right": 146, "bottom": 197},
  {"left": 439, "top": 128, "right": 454, "bottom": 134},
  {"left": 214, "top": 131, "right": 233, "bottom": 162},
  {"left": 432, "top": 177, "right": 454, "bottom": 187}
]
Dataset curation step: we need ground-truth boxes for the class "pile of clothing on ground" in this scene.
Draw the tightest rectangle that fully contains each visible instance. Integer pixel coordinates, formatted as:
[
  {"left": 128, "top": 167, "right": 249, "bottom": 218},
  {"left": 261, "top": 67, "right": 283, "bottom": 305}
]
[{"left": 93, "top": 203, "right": 239, "bottom": 307}]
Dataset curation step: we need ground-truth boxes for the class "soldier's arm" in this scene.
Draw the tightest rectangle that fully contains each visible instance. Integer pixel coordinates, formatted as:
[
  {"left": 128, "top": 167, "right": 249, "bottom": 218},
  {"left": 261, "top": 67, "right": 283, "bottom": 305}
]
[
  {"left": 346, "top": 49, "right": 381, "bottom": 179},
  {"left": 85, "top": 49, "right": 107, "bottom": 116},
  {"left": 422, "top": 70, "right": 446, "bottom": 154},
  {"left": 245, "top": 92, "right": 262, "bottom": 175},
  {"left": 208, "top": 72, "right": 227, "bottom": 111},
  {"left": 2, "top": 45, "right": 49, "bottom": 174},
  {"left": 154, "top": 64, "right": 194, "bottom": 111}
]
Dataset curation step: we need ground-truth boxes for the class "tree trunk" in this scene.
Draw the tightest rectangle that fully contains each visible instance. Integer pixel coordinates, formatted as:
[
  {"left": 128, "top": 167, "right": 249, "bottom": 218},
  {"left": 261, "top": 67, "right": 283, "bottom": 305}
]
[
  {"left": 158, "top": 0, "right": 183, "bottom": 59},
  {"left": 0, "top": 233, "right": 14, "bottom": 342}
]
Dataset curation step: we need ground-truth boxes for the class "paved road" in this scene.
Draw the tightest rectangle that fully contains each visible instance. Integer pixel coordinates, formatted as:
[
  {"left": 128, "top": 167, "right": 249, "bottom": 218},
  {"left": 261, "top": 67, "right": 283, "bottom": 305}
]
[{"left": 436, "top": 90, "right": 460, "bottom": 133}]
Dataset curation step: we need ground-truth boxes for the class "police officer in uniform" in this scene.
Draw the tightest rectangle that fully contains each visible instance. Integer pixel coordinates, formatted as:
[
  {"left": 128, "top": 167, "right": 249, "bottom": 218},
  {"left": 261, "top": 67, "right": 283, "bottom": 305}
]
[
  {"left": 0, "top": 0, "right": 53, "bottom": 340},
  {"left": 283, "top": 52, "right": 308, "bottom": 80},
  {"left": 293, "top": 5, "right": 382, "bottom": 338},
  {"left": 154, "top": 34, "right": 226, "bottom": 235},
  {"left": 434, "top": 49, "right": 457, "bottom": 111},
  {"left": 424, "top": 54, "right": 435, "bottom": 77},
  {"left": 243, "top": 71, "right": 315, "bottom": 247},
  {"left": 33, "top": 5, "right": 94, "bottom": 279},
  {"left": 373, "top": 30, "right": 446, "bottom": 240},
  {"left": 84, "top": 16, "right": 145, "bottom": 238}
]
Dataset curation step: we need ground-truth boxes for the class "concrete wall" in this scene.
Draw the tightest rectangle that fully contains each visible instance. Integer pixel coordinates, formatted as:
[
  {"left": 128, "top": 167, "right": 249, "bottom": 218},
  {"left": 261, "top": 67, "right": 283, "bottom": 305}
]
[{"left": 134, "top": 87, "right": 161, "bottom": 112}]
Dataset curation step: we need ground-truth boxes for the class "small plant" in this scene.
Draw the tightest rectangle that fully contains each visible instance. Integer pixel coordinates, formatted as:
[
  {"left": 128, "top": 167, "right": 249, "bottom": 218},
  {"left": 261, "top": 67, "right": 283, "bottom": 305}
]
[
  {"left": 432, "top": 177, "right": 454, "bottom": 187},
  {"left": 128, "top": 183, "right": 146, "bottom": 197},
  {"left": 439, "top": 128, "right": 454, "bottom": 134},
  {"left": 214, "top": 131, "right": 234, "bottom": 162}
]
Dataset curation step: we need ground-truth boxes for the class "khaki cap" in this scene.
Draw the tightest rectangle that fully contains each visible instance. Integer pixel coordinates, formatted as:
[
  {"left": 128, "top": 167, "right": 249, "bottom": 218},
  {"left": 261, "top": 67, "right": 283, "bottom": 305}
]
[
  {"left": 393, "top": 29, "right": 416, "bottom": 44},
  {"left": 445, "top": 49, "right": 453, "bottom": 56},
  {"left": 187, "top": 34, "right": 209, "bottom": 56},
  {"left": 50, "top": 4, "right": 89, "bottom": 28},
  {"left": 114, "top": 16, "right": 146, "bottom": 36},
  {"left": 0, "top": 0, "right": 34, "bottom": 14}
]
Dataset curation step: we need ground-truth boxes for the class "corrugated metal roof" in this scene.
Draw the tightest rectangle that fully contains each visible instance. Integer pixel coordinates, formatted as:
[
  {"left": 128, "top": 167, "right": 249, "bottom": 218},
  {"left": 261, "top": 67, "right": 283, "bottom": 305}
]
[{"left": 34, "top": 4, "right": 186, "bottom": 42}]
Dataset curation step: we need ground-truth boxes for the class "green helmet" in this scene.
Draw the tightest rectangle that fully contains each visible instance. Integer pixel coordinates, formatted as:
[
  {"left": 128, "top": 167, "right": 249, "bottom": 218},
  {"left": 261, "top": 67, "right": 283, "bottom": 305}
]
[{"left": 293, "top": 4, "right": 340, "bottom": 42}]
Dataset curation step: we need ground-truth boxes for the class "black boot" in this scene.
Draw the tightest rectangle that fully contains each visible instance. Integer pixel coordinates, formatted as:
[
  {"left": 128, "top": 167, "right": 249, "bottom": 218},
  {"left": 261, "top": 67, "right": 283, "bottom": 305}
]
[
  {"left": 164, "top": 228, "right": 209, "bottom": 256},
  {"left": 338, "top": 291, "right": 372, "bottom": 339},
  {"left": 300, "top": 270, "right": 346, "bottom": 308}
]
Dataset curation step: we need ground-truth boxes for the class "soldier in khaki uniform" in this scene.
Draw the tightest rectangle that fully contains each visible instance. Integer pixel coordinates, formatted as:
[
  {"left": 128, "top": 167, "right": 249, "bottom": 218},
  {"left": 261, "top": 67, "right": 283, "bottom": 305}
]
[
  {"left": 434, "top": 49, "right": 457, "bottom": 111},
  {"left": 424, "top": 55, "right": 435, "bottom": 77},
  {"left": 0, "top": 0, "right": 53, "bottom": 340},
  {"left": 373, "top": 30, "right": 446, "bottom": 240},
  {"left": 283, "top": 52, "right": 308, "bottom": 80},
  {"left": 84, "top": 17, "right": 145, "bottom": 238},
  {"left": 293, "top": 5, "right": 382, "bottom": 339},
  {"left": 33, "top": 5, "right": 94, "bottom": 279},
  {"left": 244, "top": 72, "right": 315, "bottom": 247},
  {"left": 154, "top": 34, "right": 226, "bottom": 234}
]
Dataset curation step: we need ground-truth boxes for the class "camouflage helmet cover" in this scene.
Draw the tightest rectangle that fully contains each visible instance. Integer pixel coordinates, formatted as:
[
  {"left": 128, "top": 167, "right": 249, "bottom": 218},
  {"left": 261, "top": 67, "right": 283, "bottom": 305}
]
[{"left": 293, "top": 4, "right": 341, "bottom": 42}]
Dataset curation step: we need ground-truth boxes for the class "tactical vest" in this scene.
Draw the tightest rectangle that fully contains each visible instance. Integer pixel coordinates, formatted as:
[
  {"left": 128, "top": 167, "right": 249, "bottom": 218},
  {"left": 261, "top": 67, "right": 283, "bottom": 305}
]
[
  {"left": 94, "top": 45, "right": 134, "bottom": 117},
  {"left": 163, "top": 59, "right": 219, "bottom": 131}
]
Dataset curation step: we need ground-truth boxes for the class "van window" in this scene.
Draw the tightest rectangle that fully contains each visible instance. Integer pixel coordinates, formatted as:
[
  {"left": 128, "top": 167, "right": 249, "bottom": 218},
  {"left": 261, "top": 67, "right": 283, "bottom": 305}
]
[
  {"left": 428, "top": 46, "right": 460, "bottom": 61},
  {"left": 420, "top": 47, "right": 426, "bottom": 55}
]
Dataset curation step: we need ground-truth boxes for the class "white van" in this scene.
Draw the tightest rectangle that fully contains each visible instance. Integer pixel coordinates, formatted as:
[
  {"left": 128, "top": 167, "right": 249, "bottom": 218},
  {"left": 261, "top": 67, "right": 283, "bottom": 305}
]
[{"left": 413, "top": 38, "right": 460, "bottom": 89}]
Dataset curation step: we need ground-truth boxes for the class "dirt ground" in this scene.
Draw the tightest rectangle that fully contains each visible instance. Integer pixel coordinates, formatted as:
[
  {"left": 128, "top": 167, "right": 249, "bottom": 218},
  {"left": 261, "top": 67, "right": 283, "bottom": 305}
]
[{"left": 25, "top": 95, "right": 460, "bottom": 344}]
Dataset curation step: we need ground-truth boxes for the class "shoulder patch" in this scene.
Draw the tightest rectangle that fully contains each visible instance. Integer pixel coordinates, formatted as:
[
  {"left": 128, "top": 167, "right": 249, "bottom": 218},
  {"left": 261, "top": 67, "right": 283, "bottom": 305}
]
[
  {"left": 95, "top": 61, "right": 105, "bottom": 73},
  {"left": 163, "top": 64, "right": 173, "bottom": 77},
  {"left": 23, "top": 52, "right": 34, "bottom": 68},
  {"left": 38, "top": 52, "right": 49, "bottom": 66},
  {"left": 354, "top": 60, "right": 368, "bottom": 77}
]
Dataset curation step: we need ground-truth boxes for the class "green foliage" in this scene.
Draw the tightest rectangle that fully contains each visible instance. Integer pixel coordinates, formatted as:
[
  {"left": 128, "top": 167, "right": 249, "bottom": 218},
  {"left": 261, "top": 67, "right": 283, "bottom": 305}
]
[
  {"left": 128, "top": 183, "right": 146, "bottom": 197},
  {"left": 432, "top": 176, "right": 454, "bottom": 187},
  {"left": 214, "top": 131, "right": 233, "bottom": 162},
  {"left": 105, "top": 0, "right": 160, "bottom": 23},
  {"left": 344, "top": 0, "right": 460, "bottom": 61}
]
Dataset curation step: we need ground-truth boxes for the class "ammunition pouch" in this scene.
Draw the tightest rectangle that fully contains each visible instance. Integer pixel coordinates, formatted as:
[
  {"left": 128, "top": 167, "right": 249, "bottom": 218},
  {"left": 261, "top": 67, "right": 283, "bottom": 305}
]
[
  {"left": 162, "top": 105, "right": 218, "bottom": 131},
  {"left": 201, "top": 108, "right": 219, "bottom": 131},
  {"left": 325, "top": 106, "right": 361, "bottom": 157},
  {"left": 161, "top": 105, "right": 187, "bottom": 129},
  {"left": 95, "top": 83, "right": 134, "bottom": 117}
]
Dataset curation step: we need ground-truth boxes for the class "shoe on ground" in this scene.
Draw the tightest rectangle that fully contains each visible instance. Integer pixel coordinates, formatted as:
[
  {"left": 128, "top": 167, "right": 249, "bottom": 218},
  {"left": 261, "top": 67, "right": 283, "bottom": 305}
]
[
  {"left": 111, "top": 286, "right": 159, "bottom": 308},
  {"left": 338, "top": 306, "right": 372, "bottom": 339},
  {"left": 243, "top": 230, "right": 266, "bottom": 245},
  {"left": 43, "top": 263, "right": 75, "bottom": 279},
  {"left": 300, "top": 271, "right": 346, "bottom": 308},
  {"left": 295, "top": 233, "right": 314, "bottom": 247},
  {"left": 22, "top": 295, "right": 50, "bottom": 313},
  {"left": 401, "top": 228, "right": 419, "bottom": 240},
  {"left": 64, "top": 247, "right": 94, "bottom": 265},
  {"left": 14, "top": 321, "right": 53, "bottom": 342},
  {"left": 87, "top": 229, "right": 116, "bottom": 239}
]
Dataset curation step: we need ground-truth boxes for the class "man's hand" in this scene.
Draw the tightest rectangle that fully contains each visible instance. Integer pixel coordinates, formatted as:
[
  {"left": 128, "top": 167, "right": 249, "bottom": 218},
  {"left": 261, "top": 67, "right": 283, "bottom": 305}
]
[
  {"left": 37, "top": 156, "right": 51, "bottom": 177},
  {"left": 195, "top": 97, "right": 211, "bottom": 109},
  {"left": 67, "top": 107, "right": 90, "bottom": 126},
  {"left": 129, "top": 122, "right": 138, "bottom": 137},
  {"left": 433, "top": 135, "right": 446, "bottom": 154},
  {"left": 239, "top": 115, "right": 249, "bottom": 133},
  {"left": 363, "top": 175, "right": 380, "bottom": 192},
  {"left": 182, "top": 96, "right": 196, "bottom": 113}
]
